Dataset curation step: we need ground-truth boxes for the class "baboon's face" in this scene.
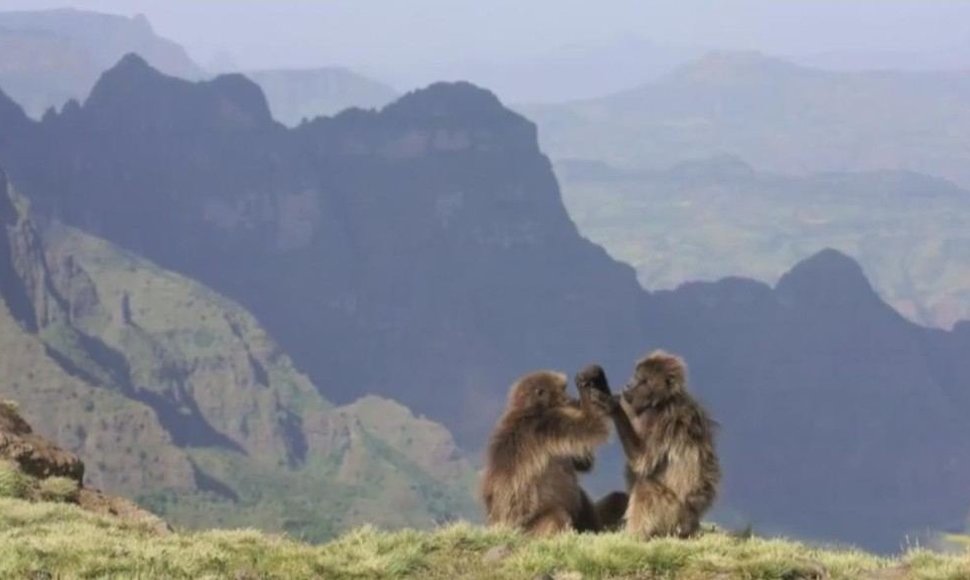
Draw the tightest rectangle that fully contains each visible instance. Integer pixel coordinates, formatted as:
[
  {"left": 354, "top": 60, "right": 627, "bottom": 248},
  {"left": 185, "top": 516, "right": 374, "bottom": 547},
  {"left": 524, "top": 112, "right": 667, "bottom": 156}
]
[
  {"left": 622, "top": 362, "right": 678, "bottom": 411},
  {"left": 509, "top": 372, "right": 570, "bottom": 411}
]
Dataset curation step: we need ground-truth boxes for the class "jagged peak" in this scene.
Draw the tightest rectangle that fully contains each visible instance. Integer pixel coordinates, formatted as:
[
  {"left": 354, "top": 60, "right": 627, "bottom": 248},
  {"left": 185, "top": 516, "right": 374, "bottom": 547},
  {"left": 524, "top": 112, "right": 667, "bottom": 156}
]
[
  {"left": 82, "top": 53, "right": 274, "bottom": 131},
  {"left": 114, "top": 52, "right": 151, "bottom": 71},
  {"left": 381, "top": 81, "right": 526, "bottom": 126},
  {"left": 775, "top": 249, "right": 879, "bottom": 307},
  {"left": 0, "top": 86, "right": 29, "bottom": 126},
  {"left": 85, "top": 52, "right": 169, "bottom": 105}
]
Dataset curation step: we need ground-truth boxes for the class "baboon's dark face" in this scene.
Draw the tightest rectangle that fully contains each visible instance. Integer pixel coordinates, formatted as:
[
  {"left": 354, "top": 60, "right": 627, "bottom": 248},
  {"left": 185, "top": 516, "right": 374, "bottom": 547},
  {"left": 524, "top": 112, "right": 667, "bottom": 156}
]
[{"left": 622, "top": 360, "right": 681, "bottom": 412}]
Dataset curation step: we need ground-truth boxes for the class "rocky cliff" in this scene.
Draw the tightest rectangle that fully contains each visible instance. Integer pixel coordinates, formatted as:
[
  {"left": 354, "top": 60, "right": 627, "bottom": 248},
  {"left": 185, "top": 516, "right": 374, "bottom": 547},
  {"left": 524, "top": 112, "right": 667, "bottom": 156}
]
[
  {"left": 0, "top": 399, "right": 168, "bottom": 533},
  {"left": 0, "top": 55, "right": 646, "bottom": 444}
]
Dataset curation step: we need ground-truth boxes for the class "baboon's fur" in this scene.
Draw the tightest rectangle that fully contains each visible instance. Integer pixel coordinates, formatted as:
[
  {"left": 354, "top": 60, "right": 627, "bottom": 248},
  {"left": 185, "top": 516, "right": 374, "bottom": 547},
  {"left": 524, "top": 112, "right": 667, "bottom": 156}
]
[
  {"left": 613, "top": 351, "right": 720, "bottom": 538},
  {"left": 481, "top": 370, "right": 612, "bottom": 535}
]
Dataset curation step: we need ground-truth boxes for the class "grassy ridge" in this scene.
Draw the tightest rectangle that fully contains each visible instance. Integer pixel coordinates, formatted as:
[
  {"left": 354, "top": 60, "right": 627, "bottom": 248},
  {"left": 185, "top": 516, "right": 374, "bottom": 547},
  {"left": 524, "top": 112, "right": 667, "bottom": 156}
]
[{"left": 1, "top": 498, "right": 968, "bottom": 579}]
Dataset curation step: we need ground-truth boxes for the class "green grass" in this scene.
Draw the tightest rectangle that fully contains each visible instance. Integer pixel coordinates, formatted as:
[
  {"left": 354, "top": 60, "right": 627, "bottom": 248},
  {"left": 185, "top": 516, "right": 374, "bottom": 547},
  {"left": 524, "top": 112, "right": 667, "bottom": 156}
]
[
  {"left": 1, "top": 497, "right": 968, "bottom": 579},
  {"left": 0, "top": 461, "right": 30, "bottom": 499},
  {"left": 37, "top": 476, "right": 80, "bottom": 503}
]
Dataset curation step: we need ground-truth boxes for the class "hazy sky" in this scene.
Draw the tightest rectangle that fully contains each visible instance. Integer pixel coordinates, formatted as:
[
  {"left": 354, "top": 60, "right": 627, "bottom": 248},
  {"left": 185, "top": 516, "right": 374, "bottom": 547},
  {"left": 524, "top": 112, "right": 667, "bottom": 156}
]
[
  {"left": 2, "top": 0, "right": 970, "bottom": 101},
  {"left": 2, "top": 0, "right": 970, "bottom": 70}
]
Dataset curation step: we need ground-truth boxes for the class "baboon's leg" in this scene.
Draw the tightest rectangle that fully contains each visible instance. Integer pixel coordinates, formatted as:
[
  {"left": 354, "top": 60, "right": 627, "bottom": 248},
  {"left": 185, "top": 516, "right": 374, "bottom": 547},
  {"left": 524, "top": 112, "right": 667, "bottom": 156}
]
[
  {"left": 678, "top": 487, "right": 714, "bottom": 537},
  {"left": 675, "top": 506, "right": 701, "bottom": 538},
  {"left": 527, "top": 508, "right": 574, "bottom": 536},
  {"left": 626, "top": 481, "right": 680, "bottom": 539},
  {"left": 594, "top": 491, "right": 629, "bottom": 531},
  {"left": 573, "top": 489, "right": 601, "bottom": 533}
]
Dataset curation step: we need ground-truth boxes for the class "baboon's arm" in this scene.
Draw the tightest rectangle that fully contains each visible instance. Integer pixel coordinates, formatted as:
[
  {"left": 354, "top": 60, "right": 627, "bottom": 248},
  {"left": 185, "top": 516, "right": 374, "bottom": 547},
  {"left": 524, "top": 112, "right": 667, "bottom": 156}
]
[
  {"left": 611, "top": 405, "right": 645, "bottom": 462},
  {"left": 535, "top": 404, "right": 610, "bottom": 458}
]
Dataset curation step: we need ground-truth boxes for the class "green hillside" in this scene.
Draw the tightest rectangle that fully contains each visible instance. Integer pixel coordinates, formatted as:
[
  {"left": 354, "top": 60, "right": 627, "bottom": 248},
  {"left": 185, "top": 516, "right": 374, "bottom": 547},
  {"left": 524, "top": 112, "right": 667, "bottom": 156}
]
[
  {"left": 556, "top": 158, "right": 970, "bottom": 329},
  {"left": 523, "top": 51, "right": 970, "bottom": 188},
  {"left": 0, "top": 180, "right": 478, "bottom": 540},
  {"left": 2, "top": 496, "right": 968, "bottom": 579}
]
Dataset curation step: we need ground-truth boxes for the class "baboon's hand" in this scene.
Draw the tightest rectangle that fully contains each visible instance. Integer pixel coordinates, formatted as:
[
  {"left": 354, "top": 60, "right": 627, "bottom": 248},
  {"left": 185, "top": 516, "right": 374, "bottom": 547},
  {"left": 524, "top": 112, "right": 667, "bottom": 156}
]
[
  {"left": 576, "top": 364, "right": 615, "bottom": 415},
  {"left": 576, "top": 364, "right": 611, "bottom": 396}
]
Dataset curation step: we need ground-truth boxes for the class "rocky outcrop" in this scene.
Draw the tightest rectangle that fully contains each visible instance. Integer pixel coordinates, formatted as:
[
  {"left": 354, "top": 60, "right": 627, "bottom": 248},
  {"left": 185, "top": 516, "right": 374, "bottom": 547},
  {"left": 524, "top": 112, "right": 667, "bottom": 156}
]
[
  {"left": 0, "top": 400, "right": 169, "bottom": 533},
  {"left": 0, "top": 401, "right": 84, "bottom": 482}
]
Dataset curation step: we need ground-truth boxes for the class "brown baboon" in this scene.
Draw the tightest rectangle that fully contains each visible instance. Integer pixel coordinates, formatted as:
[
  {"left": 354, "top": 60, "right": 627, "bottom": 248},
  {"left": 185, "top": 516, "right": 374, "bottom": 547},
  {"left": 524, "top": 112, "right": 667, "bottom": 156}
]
[
  {"left": 480, "top": 369, "right": 614, "bottom": 535},
  {"left": 611, "top": 351, "right": 720, "bottom": 538}
]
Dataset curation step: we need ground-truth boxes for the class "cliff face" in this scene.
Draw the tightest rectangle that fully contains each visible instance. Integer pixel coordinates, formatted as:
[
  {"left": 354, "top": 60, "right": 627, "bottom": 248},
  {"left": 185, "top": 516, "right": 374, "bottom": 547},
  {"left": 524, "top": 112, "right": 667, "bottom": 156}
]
[
  {"left": 1, "top": 56, "right": 970, "bottom": 550},
  {"left": 0, "top": 56, "right": 646, "bottom": 443},
  {"left": 0, "top": 173, "right": 477, "bottom": 539}
]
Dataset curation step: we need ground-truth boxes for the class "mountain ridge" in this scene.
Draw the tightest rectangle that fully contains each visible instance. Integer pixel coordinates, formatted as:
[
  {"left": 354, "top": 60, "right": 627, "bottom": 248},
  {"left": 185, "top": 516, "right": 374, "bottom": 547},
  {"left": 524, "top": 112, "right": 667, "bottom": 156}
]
[
  {"left": 0, "top": 9, "right": 203, "bottom": 118},
  {"left": 522, "top": 49, "right": 970, "bottom": 187},
  {"left": 555, "top": 153, "right": 970, "bottom": 329}
]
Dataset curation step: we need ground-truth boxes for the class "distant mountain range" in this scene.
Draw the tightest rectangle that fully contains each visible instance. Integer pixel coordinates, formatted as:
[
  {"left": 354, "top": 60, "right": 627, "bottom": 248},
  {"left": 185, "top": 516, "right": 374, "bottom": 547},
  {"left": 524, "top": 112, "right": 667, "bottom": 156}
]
[
  {"left": 522, "top": 51, "right": 970, "bottom": 331},
  {"left": 0, "top": 171, "right": 476, "bottom": 539},
  {"left": 246, "top": 68, "right": 398, "bottom": 126},
  {"left": 557, "top": 155, "right": 970, "bottom": 329},
  {"left": 0, "top": 8, "right": 203, "bottom": 118},
  {"left": 522, "top": 50, "right": 970, "bottom": 189},
  {"left": 0, "top": 8, "right": 396, "bottom": 125},
  {"left": 1, "top": 54, "right": 969, "bottom": 551}
]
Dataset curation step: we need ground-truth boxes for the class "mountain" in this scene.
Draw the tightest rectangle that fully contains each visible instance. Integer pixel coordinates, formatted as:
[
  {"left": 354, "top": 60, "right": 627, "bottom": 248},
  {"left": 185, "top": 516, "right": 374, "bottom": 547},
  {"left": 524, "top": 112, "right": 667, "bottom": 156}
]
[
  {"left": 0, "top": 171, "right": 476, "bottom": 540},
  {"left": 376, "top": 36, "right": 702, "bottom": 104},
  {"left": 0, "top": 8, "right": 204, "bottom": 118},
  {"left": 556, "top": 156, "right": 970, "bottom": 328},
  {"left": 0, "top": 54, "right": 648, "bottom": 445},
  {"left": 521, "top": 50, "right": 970, "bottom": 189},
  {"left": 246, "top": 68, "right": 398, "bottom": 126},
  {"left": 1, "top": 55, "right": 969, "bottom": 551}
]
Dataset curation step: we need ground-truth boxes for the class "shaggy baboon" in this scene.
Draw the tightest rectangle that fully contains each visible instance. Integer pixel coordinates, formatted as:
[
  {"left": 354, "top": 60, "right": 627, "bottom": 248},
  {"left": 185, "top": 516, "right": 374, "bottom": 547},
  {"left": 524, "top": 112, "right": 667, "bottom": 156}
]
[
  {"left": 612, "top": 351, "right": 720, "bottom": 538},
  {"left": 481, "top": 369, "right": 614, "bottom": 535}
]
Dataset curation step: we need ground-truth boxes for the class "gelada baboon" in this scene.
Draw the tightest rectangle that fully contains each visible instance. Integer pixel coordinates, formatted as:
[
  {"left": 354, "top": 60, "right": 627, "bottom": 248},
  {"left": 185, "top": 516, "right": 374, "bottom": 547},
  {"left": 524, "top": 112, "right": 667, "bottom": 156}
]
[
  {"left": 611, "top": 351, "right": 720, "bottom": 538},
  {"left": 480, "top": 369, "right": 614, "bottom": 535}
]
